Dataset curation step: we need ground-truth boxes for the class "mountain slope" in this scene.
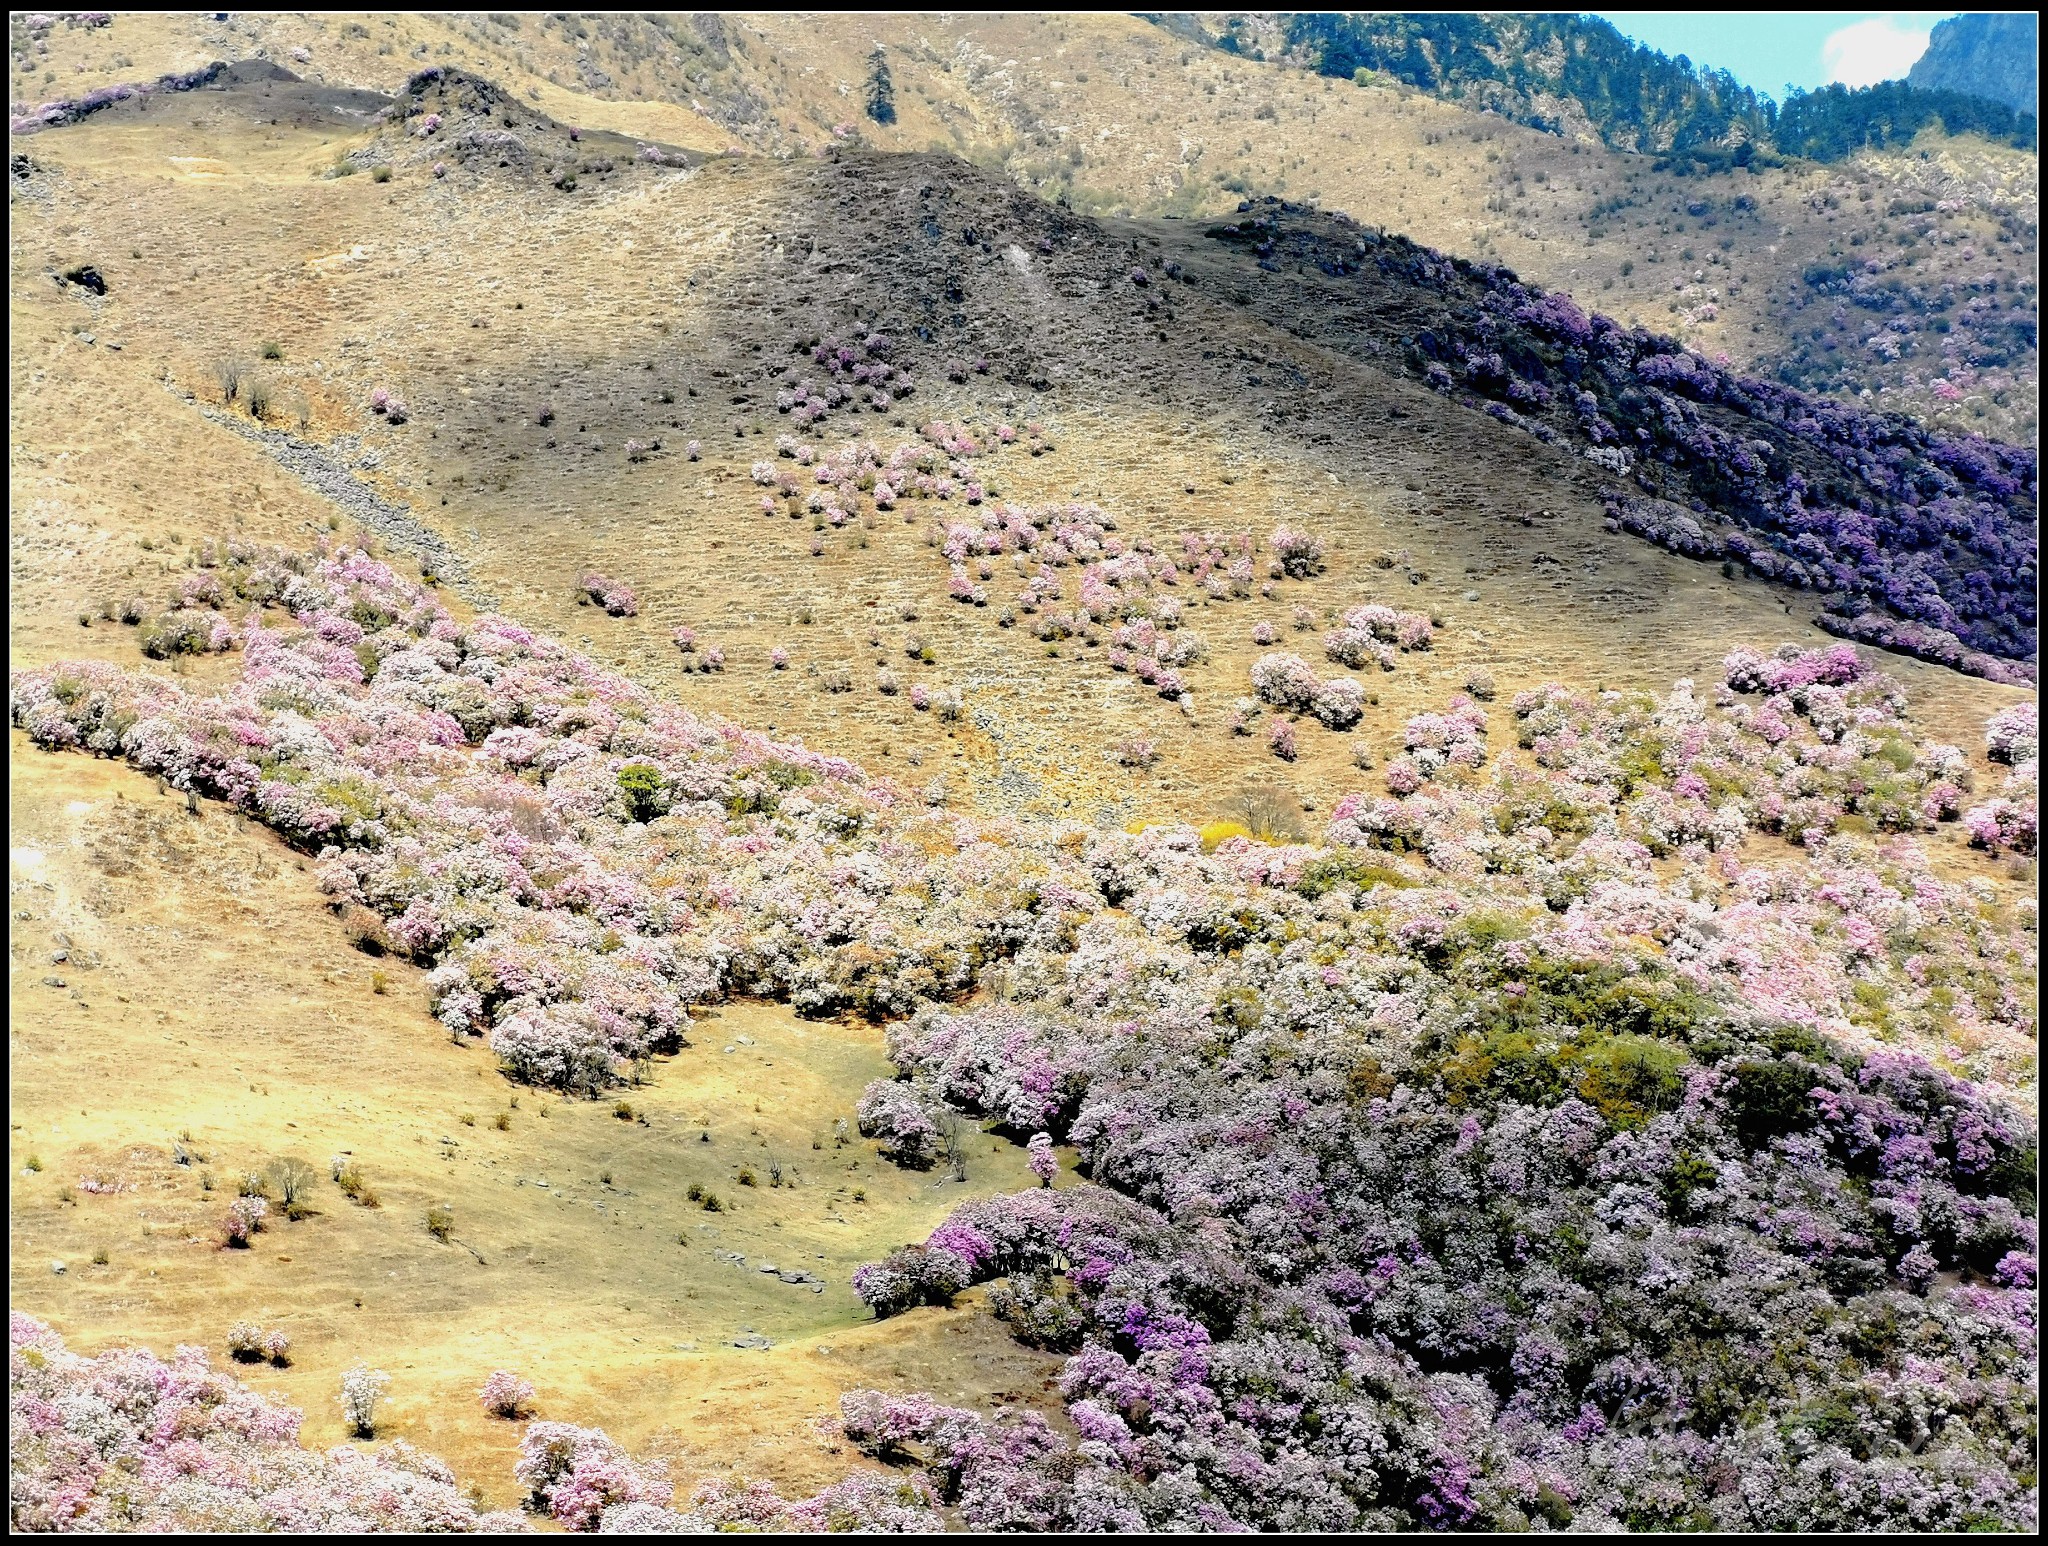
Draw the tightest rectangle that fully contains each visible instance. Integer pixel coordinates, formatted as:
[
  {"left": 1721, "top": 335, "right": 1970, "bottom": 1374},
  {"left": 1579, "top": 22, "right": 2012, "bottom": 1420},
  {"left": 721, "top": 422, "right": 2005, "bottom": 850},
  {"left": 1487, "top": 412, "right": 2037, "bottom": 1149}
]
[
  {"left": 1909, "top": 12, "right": 2039, "bottom": 117},
  {"left": 12, "top": 10, "right": 2038, "bottom": 443}
]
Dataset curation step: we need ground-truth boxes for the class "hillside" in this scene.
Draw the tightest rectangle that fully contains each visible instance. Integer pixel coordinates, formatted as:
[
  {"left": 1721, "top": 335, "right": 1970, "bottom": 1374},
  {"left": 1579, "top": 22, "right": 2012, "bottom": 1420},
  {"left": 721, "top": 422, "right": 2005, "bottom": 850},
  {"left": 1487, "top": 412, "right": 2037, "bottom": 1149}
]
[
  {"left": 8, "top": 29, "right": 2039, "bottom": 1540},
  {"left": 11, "top": 9, "right": 2039, "bottom": 443}
]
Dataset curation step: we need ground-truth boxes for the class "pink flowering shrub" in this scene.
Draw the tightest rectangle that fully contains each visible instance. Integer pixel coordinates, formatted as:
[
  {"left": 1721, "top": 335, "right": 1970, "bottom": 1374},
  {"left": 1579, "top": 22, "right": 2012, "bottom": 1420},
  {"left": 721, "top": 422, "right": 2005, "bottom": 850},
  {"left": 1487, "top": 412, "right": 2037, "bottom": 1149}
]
[
  {"left": 222, "top": 1194, "right": 267, "bottom": 1247},
  {"left": 1112, "top": 738, "right": 1159, "bottom": 769},
  {"left": 1964, "top": 794, "right": 2036, "bottom": 856},
  {"left": 1986, "top": 704, "right": 2036, "bottom": 766},
  {"left": 1324, "top": 603, "right": 1433, "bottom": 669},
  {"left": 1027, "top": 1131, "right": 1058, "bottom": 1186},
  {"left": 576, "top": 570, "right": 636, "bottom": 617},
  {"left": 515, "top": 1421, "right": 669, "bottom": 1530},
  {"left": 1266, "top": 716, "right": 1297, "bottom": 761},
  {"left": 9, "top": 1316, "right": 504, "bottom": 1532},
  {"left": 1309, "top": 675, "right": 1366, "bottom": 730},
  {"left": 10, "top": 529, "right": 2036, "bottom": 1533},
  {"left": 480, "top": 1368, "right": 534, "bottom": 1419},
  {"left": 1268, "top": 524, "right": 1326, "bottom": 578},
  {"left": 1249, "top": 652, "right": 1321, "bottom": 713},
  {"left": 856, "top": 1079, "right": 942, "bottom": 1168}
]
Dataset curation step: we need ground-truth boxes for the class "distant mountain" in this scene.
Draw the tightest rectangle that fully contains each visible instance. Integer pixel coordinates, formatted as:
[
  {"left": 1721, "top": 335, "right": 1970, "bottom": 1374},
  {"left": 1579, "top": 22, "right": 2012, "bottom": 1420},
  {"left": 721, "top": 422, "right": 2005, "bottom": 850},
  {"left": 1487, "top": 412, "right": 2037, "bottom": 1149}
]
[
  {"left": 1908, "top": 13, "right": 2038, "bottom": 116},
  {"left": 1150, "top": 12, "right": 2035, "bottom": 166}
]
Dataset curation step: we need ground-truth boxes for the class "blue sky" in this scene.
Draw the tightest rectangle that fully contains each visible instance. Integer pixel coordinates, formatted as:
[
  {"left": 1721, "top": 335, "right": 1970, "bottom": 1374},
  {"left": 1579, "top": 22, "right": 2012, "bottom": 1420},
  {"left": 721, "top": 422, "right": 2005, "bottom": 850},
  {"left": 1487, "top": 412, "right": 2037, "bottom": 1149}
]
[{"left": 1591, "top": 12, "right": 1955, "bottom": 99}]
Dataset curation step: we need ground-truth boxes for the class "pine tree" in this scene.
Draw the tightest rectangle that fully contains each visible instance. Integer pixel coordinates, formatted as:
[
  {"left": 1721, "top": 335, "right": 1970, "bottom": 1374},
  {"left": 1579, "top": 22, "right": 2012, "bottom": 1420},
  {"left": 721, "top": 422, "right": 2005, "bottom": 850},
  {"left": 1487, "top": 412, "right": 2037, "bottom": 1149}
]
[{"left": 865, "top": 46, "right": 896, "bottom": 126}]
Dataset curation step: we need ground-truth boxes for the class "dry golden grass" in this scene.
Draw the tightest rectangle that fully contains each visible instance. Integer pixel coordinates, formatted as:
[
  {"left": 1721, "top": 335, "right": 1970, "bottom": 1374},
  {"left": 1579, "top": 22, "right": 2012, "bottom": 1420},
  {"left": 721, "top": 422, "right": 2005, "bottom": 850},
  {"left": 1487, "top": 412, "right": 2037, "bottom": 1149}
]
[{"left": 8, "top": 742, "right": 1061, "bottom": 1505}]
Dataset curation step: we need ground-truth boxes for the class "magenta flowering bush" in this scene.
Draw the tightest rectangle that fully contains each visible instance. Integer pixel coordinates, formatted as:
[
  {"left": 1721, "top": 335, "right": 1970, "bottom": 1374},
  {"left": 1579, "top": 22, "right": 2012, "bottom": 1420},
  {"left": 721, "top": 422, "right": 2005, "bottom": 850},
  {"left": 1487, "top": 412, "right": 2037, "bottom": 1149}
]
[
  {"left": 1249, "top": 652, "right": 1322, "bottom": 713},
  {"left": 1310, "top": 675, "right": 1366, "bottom": 730},
  {"left": 576, "top": 571, "right": 637, "bottom": 617},
  {"left": 222, "top": 1194, "right": 267, "bottom": 1247},
  {"left": 774, "top": 333, "right": 908, "bottom": 428},
  {"left": 683, "top": 1471, "right": 944, "bottom": 1533},
  {"left": 1027, "top": 1131, "right": 1059, "bottom": 1186},
  {"left": 1986, "top": 704, "right": 2037, "bottom": 766},
  {"left": 1216, "top": 200, "right": 2036, "bottom": 674},
  {"left": 857, "top": 1079, "right": 943, "bottom": 1169},
  {"left": 515, "top": 1421, "right": 669, "bottom": 1531},
  {"left": 1325, "top": 603, "right": 1433, "bottom": 670},
  {"left": 480, "top": 1369, "right": 535, "bottom": 1420},
  {"left": 1268, "top": 524, "right": 1327, "bottom": 579},
  {"left": 828, "top": 645, "right": 2033, "bottom": 1531},
  {"left": 9, "top": 1316, "right": 508, "bottom": 1532},
  {"left": 10, "top": 523, "right": 2036, "bottom": 1534},
  {"left": 1266, "top": 716, "right": 1298, "bottom": 761}
]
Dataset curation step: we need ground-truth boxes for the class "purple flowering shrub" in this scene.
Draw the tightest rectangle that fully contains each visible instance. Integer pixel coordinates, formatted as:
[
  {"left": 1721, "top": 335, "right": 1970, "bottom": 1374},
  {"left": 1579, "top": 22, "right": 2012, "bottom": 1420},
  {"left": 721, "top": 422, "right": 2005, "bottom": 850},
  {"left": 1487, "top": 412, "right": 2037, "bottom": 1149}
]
[
  {"left": 575, "top": 570, "right": 637, "bottom": 617},
  {"left": 515, "top": 1421, "right": 668, "bottom": 1530},
  {"left": 774, "top": 332, "right": 909, "bottom": 427},
  {"left": 686, "top": 1471, "right": 944, "bottom": 1533},
  {"left": 833, "top": 647, "right": 2035, "bottom": 1531},
  {"left": 755, "top": 419, "right": 1329, "bottom": 707},
  {"left": 1215, "top": 200, "right": 2036, "bottom": 677},
  {"left": 8, "top": 525, "right": 2036, "bottom": 1532},
  {"left": 1985, "top": 704, "right": 2037, "bottom": 767},
  {"left": 856, "top": 1078, "right": 943, "bottom": 1169},
  {"left": 11, "top": 539, "right": 1124, "bottom": 1087},
  {"left": 9, "top": 1315, "right": 511, "bottom": 1532},
  {"left": 9, "top": 59, "right": 227, "bottom": 135},
  {"left": 1324, "top": 603, "right": 1434, "bottom": 670},
  {"left": 479, "top": 1368, "right": 535, "bottom": 1419},
  {"left": 1268, "top": 524, "right": 1327, "bottom": 579}
]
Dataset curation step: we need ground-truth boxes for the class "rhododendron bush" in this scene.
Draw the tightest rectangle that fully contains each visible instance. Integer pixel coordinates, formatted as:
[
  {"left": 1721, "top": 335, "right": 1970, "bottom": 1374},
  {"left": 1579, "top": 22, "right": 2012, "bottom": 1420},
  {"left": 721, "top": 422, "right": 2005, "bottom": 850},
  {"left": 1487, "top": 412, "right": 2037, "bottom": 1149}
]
[
  {"left": 827, "top": 655, "right": 2036, "bottom": 1530},
  {"left": 8, "top": 1316, "right": 519, "bottom": 1532},
  {"left": 1215, "top": 200, "right": 2037, "bottom": 681},
  {"left": 9, "top": 536, "right": 2037, "bottom": 1532}
]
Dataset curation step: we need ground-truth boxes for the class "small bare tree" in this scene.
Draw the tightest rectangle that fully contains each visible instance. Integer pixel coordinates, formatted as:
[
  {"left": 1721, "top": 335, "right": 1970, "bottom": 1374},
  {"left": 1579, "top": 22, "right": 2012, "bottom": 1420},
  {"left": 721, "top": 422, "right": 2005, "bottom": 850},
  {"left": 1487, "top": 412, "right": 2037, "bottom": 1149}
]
[
  {"left": 213, "top": 358, "right": 244, "bottom": 403},
  {"left": 267, "top": 1156, "right": 318, "bottom": 1220},
  {"left": 1220, "top": 785, "right": 1307, "bottom": 843}
]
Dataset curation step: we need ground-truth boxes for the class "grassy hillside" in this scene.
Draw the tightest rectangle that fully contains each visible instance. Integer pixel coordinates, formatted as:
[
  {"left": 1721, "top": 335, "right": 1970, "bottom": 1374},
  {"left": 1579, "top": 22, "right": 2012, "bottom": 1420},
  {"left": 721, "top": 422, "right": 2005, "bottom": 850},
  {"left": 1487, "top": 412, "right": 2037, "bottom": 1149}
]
[{"left": 12, "top": 10, "right": 2038, "bottom": 441}]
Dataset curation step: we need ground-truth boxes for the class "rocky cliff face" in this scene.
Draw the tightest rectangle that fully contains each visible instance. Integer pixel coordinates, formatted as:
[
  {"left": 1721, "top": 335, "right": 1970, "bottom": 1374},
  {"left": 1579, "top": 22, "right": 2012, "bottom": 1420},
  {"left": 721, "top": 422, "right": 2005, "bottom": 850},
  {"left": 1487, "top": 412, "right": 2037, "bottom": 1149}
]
[{"left": 1908, "top": 12, "right": 2038, "bottom": 116}]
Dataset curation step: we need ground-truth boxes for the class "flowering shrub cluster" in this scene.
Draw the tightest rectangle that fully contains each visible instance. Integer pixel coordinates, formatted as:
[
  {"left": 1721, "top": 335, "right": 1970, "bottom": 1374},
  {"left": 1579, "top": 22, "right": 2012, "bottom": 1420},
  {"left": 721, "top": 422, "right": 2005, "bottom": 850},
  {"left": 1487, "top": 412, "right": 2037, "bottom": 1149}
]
[
  {"left": 480, "top": 1369, "right": 534, "bottom": 1420},
  {"left": 575, "top": 571, "right": 637, "bottom": 617},
  {"left": 752, "top": 418, "right": 1318, "bottom": 710},
  {"left": 1323, "top": 603, "right": 1434, "bottom": 671},
  {"left": 829, "top": 646, "right": 2033, "bottom": 1529},
  {"left": 1215, "top": 200, "right": 2036, "bottom": 677},
  {"left": 856, "top": 1078, "right": 943, "bottom": 1169},
  {"left": 225, "top": 1322, "right": 290, "bottom": 1365},
  {"left": 9, "top": 59, "right": 225, "bottom": 134},
  {"left": 11, "top": 530, "right": 2036, "bottom": 1531},
  {"left": 9, "top": 1316, "right": 513, "bottom": 1531},
  {"left": 1250, "top": 652, "right": 1367, "bottom": 731},
  {"left": 514, "top": 1422, "right": 668, "bottom": 1530},
  {"left": 775, "top": 333, "right": 910, "bottom": 425},
  {"left": 1268, "top": 524, "right": 1326, "bottom": 579},
  {"left": 222, "top": 1194, "right": 267, "bottom": 1247},
  {"left": 1383, "top": 694, "right": 1490, "bottom": 791}
]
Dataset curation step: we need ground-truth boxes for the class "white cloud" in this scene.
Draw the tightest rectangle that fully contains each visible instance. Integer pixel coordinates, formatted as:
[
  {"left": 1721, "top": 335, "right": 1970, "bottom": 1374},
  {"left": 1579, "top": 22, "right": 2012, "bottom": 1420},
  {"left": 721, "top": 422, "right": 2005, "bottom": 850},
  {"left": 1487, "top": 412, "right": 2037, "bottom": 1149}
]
[{"left": 1821, "top": 16, "right": 1934, "bottom": 88}]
